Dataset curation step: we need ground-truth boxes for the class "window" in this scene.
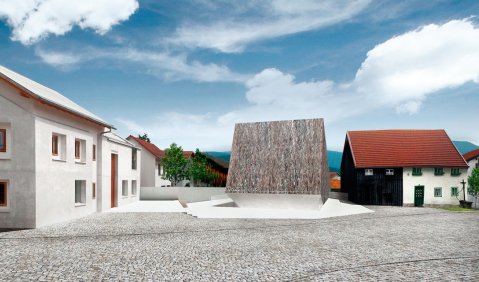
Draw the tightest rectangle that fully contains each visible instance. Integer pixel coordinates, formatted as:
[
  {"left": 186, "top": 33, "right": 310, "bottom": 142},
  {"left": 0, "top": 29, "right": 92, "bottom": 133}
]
[
  {"left": 0, "top": 129, "right": 6, "bottom": 152},
  {"left": 51, "top": 133, "right": 66, "bottom": 161},
  {"left": 0, "top": 181, "right": 7, "bottom": 206},
  {"left": 412, "top": 167, "right": 422, "bottom": 176},
  {"left": 365, "top": 169, "right": 373, "bottom": 176},
  {"left": 75, "top": 140, "right": 80, "bottom": 159},
  {"left": 434, "top": 168, "right": 444, "bottom": 176},
  {"left": 132, "top": 148, "right": 137, "bottom": 170},
  {"left": 434, "top": 187, "right": 442, "bottom": 197},
  {"left": 75, "top": 180, "right": 86, "bottom": 205},
  {"left": 132, "top": 180, "right": 137, "bottom": 196},
  {"left": 122, "top": 180, "right": 128, "bottom": 197},
  {"left": 451, "top": 168, "right": 461, "bottom": 176},
  {"left": 92, "top": 183, "right": 96, "bottom": 199},
  {"left": 74, "top": 139, "right": 86, "bottom": 163},
  {"left": 158, "top": 162, "right": 164, "bottom": 176},
  {"left": 451, "top": 187, "right": 459, "bottom": 197},
  {"left": 92, "top": 145, "right": 96, "bottom": 161},
  {"left": 52, "top": 134, "right": 59, "bottom": 156},
  {"left": 385, "top": 169, "right": 394, "bottom": 176}
]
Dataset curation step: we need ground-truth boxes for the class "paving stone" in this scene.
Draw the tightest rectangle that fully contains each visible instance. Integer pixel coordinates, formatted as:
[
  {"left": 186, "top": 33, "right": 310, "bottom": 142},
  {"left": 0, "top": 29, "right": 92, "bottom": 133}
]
[{"left": 0, "top": 207, "right": 477, "bottom": 281}]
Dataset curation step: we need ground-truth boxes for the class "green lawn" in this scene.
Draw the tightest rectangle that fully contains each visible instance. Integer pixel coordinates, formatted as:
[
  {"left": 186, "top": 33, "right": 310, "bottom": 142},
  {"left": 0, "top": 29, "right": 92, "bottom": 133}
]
[{"left": 438, "top": 207, "right": 479, "bottom": 212}]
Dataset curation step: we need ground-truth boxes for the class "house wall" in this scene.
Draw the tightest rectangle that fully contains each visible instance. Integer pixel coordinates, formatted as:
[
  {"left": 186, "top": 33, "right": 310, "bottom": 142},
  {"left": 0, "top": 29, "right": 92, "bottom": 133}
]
[
  {"left": 126, "top": 137, "right": 171, "bottom": 187},
  {"left": 466, "top": 158, "right": 478, "bottom": 204},
  {"left": 98, "top": 137, "right": 141, "bottom": 211},
  {"left": 33, "top": 102, "right": 103, "bottom": 227},
  {"left": 0, "top": 84, "right": 36, "bottom": 228},
  {"left": 154, "top": 160, "right": 171, "bottom": 187},
  {"left": 403, "top": 167, "right": 467, "bottom": 206}
]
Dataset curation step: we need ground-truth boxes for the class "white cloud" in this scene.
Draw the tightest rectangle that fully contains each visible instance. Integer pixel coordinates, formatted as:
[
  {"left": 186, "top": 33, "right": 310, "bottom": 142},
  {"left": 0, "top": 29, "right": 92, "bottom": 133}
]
[
  {"left": 0, "top": 0, "right": 139, "bottom": 45},
  {"left": 36, "top": 48, "right": 249, "bottom": 83},
  {"left": 168, "top": 0, "right": 371, "bottom": 53},
  {"left": 119, "top": 18, "right": 479, "bottom": 150},
  {"left": 354, "top": 18, "right": 479, "bottom": 113}
]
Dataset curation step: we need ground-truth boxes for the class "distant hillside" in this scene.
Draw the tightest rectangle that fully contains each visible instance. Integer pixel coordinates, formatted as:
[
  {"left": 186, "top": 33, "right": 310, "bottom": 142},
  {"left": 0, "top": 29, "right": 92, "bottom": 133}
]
[
  {"left": 453, "top": 141, "right": 479, "bottom": 155},
  {"left": 206, "top": 151, "right": 343, "bottom": 172}
]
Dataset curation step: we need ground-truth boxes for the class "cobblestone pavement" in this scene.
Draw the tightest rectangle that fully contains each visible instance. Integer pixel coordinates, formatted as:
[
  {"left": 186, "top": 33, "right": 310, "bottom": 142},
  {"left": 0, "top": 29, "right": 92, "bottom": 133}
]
[{"left": 1, "top": 207, "right": 478, "bottom": 281}]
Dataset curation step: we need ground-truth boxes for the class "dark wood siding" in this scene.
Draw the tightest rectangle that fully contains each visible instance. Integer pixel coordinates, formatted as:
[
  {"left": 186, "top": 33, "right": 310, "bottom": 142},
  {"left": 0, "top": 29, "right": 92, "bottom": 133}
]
[
  {"left": 354, "top": 168, "right": 403, "bottom": 206},
  {"left": 341, "top": 138, "right": 403, "bottom": 206}
]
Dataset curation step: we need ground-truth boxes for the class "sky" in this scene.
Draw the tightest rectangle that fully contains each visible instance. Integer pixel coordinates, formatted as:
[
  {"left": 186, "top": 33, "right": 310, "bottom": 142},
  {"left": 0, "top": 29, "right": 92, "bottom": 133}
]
[{"left": 0, "top": 0, "right": 478, "bottom": 151}]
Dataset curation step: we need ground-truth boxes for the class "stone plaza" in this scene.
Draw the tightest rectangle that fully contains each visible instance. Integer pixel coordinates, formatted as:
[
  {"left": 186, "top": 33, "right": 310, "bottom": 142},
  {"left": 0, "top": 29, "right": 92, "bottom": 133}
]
[{"left": 1, "top": 206, "right": 478, "bottom": 281}]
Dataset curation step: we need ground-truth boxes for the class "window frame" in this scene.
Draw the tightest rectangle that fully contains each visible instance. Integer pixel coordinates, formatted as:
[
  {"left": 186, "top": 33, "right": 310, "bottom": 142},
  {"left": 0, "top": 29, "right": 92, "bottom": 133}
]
[
  {"left": 412, "top": 167, "right": 422, "bottom": 176},
  {"left": 451, "top": 168, "right": 461, "bottom": 176},
  {"left": 434, "top": 167, "right": 444, "bottom": 176},
  {"left": 385, "top": 169, "right": 394, "bottom": 176},
  {"left": 0, "top": 181, "right": 7, "bottom": 207},
  {"left": 451, "top": 187, "right": 459, "bottom": 197},
  {"left": 92, "top": 183, "right": 96, "bottom": 199},
  {"left": 122, "top": 180, "right": 128, "bottom": 197},
  {"left": 75, "top": 140, "right": 81, "bottom": 160},
  {"left": 434, "top": 187, "right": 442, "bottom": 197},
  {"left": 52, "top": 134, "right": 59, "bottom": 156},
  {"left": 92, "top": 144, "right": 96, "bottom": 161},
  {"left": 0, "top": 128, "right": 6, "bottom": 153},
  {"left": 131, "top": 180, "right": 137, "bottom": 196},
  {"left": 132, "top": 148, "right": 137, "bottom": 170},
  {"left": 75, "top": 180, "right": 86, "bottom": 205},
  {"left": 365, "top": 169, "right": 373, "bottom": 176}
]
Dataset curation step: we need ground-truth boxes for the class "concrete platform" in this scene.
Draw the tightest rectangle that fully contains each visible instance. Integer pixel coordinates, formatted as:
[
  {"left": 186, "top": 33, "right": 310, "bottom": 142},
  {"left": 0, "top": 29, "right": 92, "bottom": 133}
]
[
  {"left": 106, "top": 200, "right": 185, "bottom": 213},
  {"left": 187, "top": 198, "right": 373, "bottom": 219}
]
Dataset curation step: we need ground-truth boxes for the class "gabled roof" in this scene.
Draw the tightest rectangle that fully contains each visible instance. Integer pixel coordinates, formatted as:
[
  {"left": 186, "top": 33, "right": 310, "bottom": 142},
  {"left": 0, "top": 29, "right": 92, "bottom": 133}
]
[
  {"left": 463, "top": 149, "right": 479, "bottom": 162},
  {"left": 346, "top": 129, "right": 468, "bottom": 168},
  {"left": 127, "top": 135, "right": 165, "bottom": 159},
  {"left": 0, "top": 65, "right": 113, "bottom": 129},
  {"left": 104, "top": 132, "right": 139, "bottom": 149}
]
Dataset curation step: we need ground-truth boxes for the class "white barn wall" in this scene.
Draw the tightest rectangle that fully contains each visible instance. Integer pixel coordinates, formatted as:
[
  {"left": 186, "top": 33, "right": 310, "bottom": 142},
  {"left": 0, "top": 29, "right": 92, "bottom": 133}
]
[
  {"left": 403, "top": 167, "right": 467, "bottom": 206},
  {"left": 0, "top": 84, "right": 36, "bottom": 228}
]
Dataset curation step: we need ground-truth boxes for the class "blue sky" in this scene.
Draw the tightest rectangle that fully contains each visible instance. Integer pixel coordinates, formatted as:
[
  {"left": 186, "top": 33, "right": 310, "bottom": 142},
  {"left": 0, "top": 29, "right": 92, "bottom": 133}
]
[{"left": 0, "top": 0, "right": 478, "bottom": 151}]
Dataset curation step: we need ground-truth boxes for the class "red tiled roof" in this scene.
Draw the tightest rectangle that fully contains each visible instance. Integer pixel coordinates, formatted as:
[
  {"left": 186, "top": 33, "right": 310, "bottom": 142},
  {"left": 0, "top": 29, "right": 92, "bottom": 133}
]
[
  {"left": 463, "top": 149, "right": 479, "bottom": 162},
  {"left": 127, "top": 135, "right": 165, "bottom": 159},
  {"left": 346, "top": 129, "right": 468, "bottom": 168}
]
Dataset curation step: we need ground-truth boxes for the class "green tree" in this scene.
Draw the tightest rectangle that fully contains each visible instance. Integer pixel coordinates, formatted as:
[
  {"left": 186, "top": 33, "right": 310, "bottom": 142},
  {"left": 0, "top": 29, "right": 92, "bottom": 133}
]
[
  {"left": 189, "top": 149, "right": 215, "bottom": 186},
  {"left": 162, "top": 143, "right": 188, "bottom": 186},
  {"left": 138, "top": 133, "right": 151, "bottom": 143},
  {"left": 468, "top": 167, "right": 479, "bottom": 208}
]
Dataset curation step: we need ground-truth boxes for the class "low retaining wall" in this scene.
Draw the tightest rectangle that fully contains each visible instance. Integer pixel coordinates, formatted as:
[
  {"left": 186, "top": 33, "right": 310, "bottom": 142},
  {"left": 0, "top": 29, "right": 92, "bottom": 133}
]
[{"left": 140, "top": 187, "right": 226, "bottom": 203}]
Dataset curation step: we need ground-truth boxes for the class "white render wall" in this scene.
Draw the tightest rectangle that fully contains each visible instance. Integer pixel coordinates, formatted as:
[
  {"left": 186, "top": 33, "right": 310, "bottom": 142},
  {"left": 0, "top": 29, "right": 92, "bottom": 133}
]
[
  {"left": 34, "top": 113, "right": 100, "bottom": 227},
  {"left": 127, "top": 138, "right": 171, "bottom": 187},
  {"left": 98, "top": 137, "right": 141, "bottom": 212},
  {"left": 403, "top": 167, "right": 468, "bottom": 206},
  {"left": 0, "top": 83, "right": 36, "bottom": 228},
  {"left": 466, "top": 158, "right": 478, "bottom": 204}
]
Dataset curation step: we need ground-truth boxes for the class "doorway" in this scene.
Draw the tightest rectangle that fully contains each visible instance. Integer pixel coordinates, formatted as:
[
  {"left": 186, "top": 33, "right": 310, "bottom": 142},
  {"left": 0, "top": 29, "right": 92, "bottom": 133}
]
[
  {"left": 111, "top": 154, "right": 118, "bottom": 208},
  {"left": 414, "top": 186, "right": 424, "bottom": 207}
]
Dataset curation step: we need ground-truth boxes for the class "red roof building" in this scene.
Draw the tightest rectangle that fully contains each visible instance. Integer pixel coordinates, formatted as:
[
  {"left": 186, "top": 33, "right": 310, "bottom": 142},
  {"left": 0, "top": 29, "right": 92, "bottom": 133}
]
[
  {"left": 341, "top": 129, "right": 468, "bottom": 207},
  {"left": 346, "top": 129, "right": 467, "bottom": 168},
  {"left": 463, "top": 149, "right": 479, "bottom": 162}
]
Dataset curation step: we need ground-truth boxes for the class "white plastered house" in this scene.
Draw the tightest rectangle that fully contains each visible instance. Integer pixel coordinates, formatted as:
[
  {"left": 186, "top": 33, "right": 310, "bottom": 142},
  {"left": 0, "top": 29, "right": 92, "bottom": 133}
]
[
  {"left": 126, "top": 135, "right": 171, "bottom": 187},
  {"left": 0, "top": 65, "right": 141, "bottom": 229},
  {"left": 463, "top": 149, "right": 479, "bottom": 204}
]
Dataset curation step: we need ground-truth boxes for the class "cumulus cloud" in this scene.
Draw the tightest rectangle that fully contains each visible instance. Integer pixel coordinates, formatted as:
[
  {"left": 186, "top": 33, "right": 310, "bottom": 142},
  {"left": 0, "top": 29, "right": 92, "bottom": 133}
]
[
  {"left": 119, "top": 18, "right": 479, "bottom": 150},
  {"left": 0, "top": 0, "right": 139, "bottom": 44},
  {"left": 36, "top": 48, "right": 249, "bottom": 83},
  {"left": 168, "top": 0, "right": 370, "bottom": 52}
]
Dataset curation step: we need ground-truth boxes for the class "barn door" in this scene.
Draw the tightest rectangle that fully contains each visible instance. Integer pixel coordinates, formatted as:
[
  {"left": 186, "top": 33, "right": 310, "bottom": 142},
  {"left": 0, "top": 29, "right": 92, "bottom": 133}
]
[{"left": 414, "top": 186, "right": 424, "bottom": 207}]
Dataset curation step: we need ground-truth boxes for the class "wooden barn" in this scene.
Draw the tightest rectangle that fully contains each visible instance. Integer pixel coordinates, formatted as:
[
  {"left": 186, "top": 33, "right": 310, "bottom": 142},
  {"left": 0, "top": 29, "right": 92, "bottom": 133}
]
[{"left": 341, "top": 130, "right": 468, "bottom": 207}]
